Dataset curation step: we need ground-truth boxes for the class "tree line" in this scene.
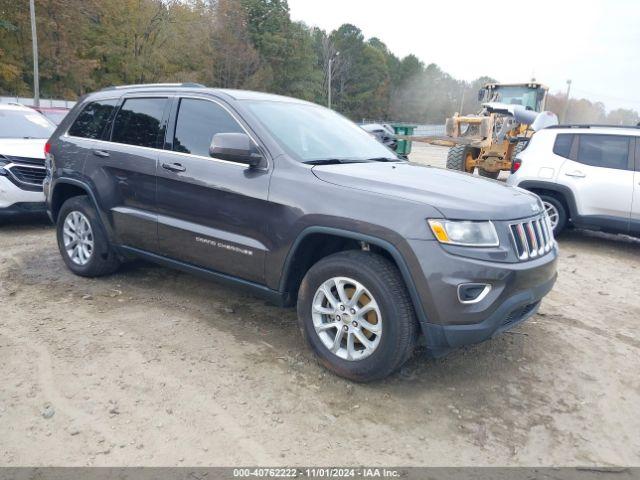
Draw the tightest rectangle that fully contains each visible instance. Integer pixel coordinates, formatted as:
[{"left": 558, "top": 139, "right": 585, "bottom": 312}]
[{"left": 0, "top": 0, "right": 637, "bottom": 125}]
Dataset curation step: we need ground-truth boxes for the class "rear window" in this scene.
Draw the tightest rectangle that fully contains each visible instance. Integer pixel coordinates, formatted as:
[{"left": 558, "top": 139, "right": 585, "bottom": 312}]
[
  {"left": 111, "top": 98, "right": 168, "bottom": 148},
  {"left": 552, "top": 134, "right": 573, "bottom": 159},
  {"left": 68, "top": 100, "right": 117, "bottom": 139},
  {"left": 576, "top": 134, "right": 629, "bottom": 170}
]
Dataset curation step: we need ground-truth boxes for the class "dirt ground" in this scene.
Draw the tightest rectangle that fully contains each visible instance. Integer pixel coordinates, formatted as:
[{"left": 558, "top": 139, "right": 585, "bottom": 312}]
[{"left": 1, "top": 149, "right": 639, "bottom": 467}]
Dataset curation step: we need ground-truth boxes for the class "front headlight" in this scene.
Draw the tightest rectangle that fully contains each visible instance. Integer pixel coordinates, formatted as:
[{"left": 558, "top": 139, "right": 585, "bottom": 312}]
[{"left": 428, "top": 219, "right": 499, "bottom": 247}]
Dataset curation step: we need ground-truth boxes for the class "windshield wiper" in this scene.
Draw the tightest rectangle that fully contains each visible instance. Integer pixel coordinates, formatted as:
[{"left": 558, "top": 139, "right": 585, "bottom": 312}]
[
  {"left": 303, "top": 158, "right": 368, "bottom": 165},
  {"left": 364, "top": 156, "right": 403, "bottom": 162}
]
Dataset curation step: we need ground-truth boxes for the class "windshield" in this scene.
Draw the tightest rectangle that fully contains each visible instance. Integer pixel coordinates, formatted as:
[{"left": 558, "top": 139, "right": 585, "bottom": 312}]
[
  {"left": 244, "top": 101, "right": 397, "bottom": 162},
  {"left": 0, "top": 109, "right": 56, "bottom": 138},
  {"left": 490, "top": 86, "right": 541, "bottom": 111}
]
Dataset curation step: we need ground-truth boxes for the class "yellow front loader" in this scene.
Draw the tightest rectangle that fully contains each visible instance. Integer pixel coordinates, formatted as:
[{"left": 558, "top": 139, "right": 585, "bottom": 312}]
[{"left": 414, "top": 82, "right": 558, "bottom": 178}]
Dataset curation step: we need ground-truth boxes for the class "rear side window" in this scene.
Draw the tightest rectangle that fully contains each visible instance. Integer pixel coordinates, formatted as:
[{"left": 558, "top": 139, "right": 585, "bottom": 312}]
[
  {"left": 576, "top": 134, "right": 629, "bottom": 170},
  {"left": 111, "top": 98, "right": 167, "bottom": 148},
  {"left": 173, "top": 98, "right": 244, "bottom": 157},
  {"left": 68, "top": 100, "right": 117, "bottom": 139},
  {"left": 552, "top": 134, "right": 573, "bottom": 159}
]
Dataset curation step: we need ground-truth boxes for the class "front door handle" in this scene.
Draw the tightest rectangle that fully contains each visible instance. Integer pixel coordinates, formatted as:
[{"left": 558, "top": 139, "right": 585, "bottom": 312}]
[
  {"left": 92, "top": 150, "right": 110, "bottom": 158},
  {"left": 565, "top": 171, "right": 586, "bottom": 178},
  {"left": 162, "top": 162, "right": 186, "bottom": 173}
]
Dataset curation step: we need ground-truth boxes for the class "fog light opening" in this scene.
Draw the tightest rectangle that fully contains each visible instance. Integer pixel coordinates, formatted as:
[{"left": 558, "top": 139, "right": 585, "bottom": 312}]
[{"left": 457, "top": 283, "right": 492, "bottom": 304}]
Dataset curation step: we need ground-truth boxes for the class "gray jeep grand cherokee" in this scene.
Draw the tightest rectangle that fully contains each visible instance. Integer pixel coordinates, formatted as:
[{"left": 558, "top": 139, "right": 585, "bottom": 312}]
[{"left": 44, "top": 83, "right": 557, "bottom": 381}]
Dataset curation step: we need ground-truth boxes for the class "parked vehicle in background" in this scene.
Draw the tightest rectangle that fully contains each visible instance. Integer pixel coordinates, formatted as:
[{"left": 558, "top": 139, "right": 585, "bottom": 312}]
[
  {"left": 361, "top": 123, "right": 398, "bottom": 152},
  {"left": 31, "top": 106, "right": 70, "bottom": 125},
  {"left": 0, "top": 103, "right": 55, "bottom": 218},
  {"left": 45, "top": 84, "right": 557, "bottom": 381},
  {"left": 508, "top": 125, "right": 640, "bottom": 236}
]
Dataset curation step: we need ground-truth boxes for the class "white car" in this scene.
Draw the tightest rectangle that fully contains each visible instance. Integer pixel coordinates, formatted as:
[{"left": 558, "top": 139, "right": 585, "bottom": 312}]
[
  {"left": 0, "top": 103, "right": 55, "bottom": 217},
  {"left": 507, "top": 125, "right": 639, "bottom": 236}
]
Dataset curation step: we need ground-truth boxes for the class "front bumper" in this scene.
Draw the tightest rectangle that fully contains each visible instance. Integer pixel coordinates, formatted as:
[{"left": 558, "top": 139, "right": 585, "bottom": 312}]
[
  {"left": 0, "top": 176, "right": 45, "bottom": 211},
  {"left": 406, "top": 239, "right": 558, "bottom": 353}
]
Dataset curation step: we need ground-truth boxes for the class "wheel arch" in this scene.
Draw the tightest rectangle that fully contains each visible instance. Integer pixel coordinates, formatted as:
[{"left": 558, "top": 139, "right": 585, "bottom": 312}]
[
  {"left": 50, "top": 179, "right": 92, "bottom": 222},
  {"left": 50, "top": 178, "right": 114, "bottom": 241},
  {"left": 518, "top": 180, "right": 578, "bottom": 220},
  {"left": 278, "top": 226, "right": 429, "bottom": 326}
]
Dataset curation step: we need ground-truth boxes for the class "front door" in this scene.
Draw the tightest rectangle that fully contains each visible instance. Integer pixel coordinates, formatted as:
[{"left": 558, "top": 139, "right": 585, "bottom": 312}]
[
  {"left": 558, "top": 133, "right": 634, "bottom": 232},
  {"left": 156, "top": 96, "right": 271, "bottom": 284}
]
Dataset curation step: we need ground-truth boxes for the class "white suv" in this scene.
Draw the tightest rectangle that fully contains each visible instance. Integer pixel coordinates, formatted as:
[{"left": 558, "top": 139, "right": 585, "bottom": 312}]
[
  {"left": 507, "top": 125, "right": 639, "bottom": 236},
  {"left": 0, "top": 103, "right": 55, "bottom": 218}
]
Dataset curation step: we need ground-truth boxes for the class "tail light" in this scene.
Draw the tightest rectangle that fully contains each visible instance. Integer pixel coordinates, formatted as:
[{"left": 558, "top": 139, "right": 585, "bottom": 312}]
[
  {"left": 511, "top": 158, "right": 522, "bottom": 173},
  {"left": 44, "top": 142, "right": 52, "bottom": 171}
]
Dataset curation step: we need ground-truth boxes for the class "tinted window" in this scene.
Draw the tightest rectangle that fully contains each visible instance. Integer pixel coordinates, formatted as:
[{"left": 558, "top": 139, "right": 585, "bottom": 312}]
[
  {"left": 576, "top": 134, "right": 629, "bottom": 170},
  {"left": 552, "top": 134, "right": 573, "bottom": 159},
  {"left": 173, "top": 99, "right": 244, "bottom": 156},
  {"left": 68, "top": 100, "right": 117, "bottom": 139},
  {"left": 112, "top": 98, "right": 167, "bottom": 148}
]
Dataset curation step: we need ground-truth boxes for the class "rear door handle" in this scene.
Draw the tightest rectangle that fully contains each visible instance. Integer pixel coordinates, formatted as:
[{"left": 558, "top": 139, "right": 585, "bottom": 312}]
[
  {"left": 162, "top": 162, "right": 186, "bottom": 173},
  {"left": 565, "top": 171, "right": 586, "bottom": 178},
  {"left": 92, "top": 150, "right": 110, "bottom": 158}
]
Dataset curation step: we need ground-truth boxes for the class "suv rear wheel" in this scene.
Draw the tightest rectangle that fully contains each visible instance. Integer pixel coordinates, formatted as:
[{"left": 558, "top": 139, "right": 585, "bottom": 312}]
[
  {"left": 539, "top": 193, "right": 567, "bottom": 235},
  {"left": 297, "top": 250, "right": 417, "bottom": 382},
  {"left": 56, "top": 196, "right": 120, "bottom": 277}
]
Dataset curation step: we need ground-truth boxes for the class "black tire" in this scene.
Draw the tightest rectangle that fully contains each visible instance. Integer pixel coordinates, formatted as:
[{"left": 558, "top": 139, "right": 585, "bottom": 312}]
[
  {"left": 56, "top": 196, "right": 120, "bottom": 277},
  {"left": 297, "top": 250, "right": 418, "bottom": 382},
  {"left": 446, "top": 145, "right": 468, "bottom": 172},
  {"left": 478, "top": 168, "right": 499, "bottom": 179},
  {"left": 538, "top": 193, "right": 567, "bottom": 236}
]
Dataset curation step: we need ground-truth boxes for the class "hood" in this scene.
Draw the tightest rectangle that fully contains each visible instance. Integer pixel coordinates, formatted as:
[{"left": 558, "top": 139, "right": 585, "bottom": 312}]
[
  {"left": 0, "top": 138, "right": 47, "bottom": 160},
  {"left": 312, "top": 162, "right": 542, "bottom": 221}
]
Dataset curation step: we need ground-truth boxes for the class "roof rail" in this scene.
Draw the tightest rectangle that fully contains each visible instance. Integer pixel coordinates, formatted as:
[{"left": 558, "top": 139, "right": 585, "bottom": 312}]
[
  {"left": 100, "top": 82, "right": 205, "bottom": 92},
  {"left": 547, "top": 124, "right": 640, "bottom": 130}
]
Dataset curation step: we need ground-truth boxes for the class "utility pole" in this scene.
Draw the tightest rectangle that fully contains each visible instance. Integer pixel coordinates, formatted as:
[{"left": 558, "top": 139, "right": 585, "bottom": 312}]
[
  {"left": 562, "top": 79, "right": 572, "bottom": 123},
  {"left": 458, "top": 86, "right": 466, "bottom": 114},
  {"left": 29, "top": 0, "right": 40, "bottom": 107},
  {"left": 327, "top": 51, "right": 339, "bottom": 109}
]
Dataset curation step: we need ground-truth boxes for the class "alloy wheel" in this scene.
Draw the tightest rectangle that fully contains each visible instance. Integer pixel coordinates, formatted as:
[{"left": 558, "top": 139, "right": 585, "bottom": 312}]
[
  {"left": 62, "top": 211, "right": 94, "bottom": 266},
  {"left": 311, "top": 276, "right": 382, "bottom": 361},
  {"left": 543, "top": 201, "right": 560, "bottom": 231}
]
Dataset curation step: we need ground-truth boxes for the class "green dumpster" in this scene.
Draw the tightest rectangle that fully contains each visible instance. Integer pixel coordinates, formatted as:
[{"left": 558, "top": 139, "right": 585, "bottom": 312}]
[{"left": 391, "top": 123, "right": 416, "bottom": 157}]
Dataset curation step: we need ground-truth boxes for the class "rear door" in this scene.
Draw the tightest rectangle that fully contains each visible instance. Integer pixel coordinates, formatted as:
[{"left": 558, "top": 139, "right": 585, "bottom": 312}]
[
  {"left": 631, "top": 137, "right": 640, "bottom": 235},
  {"left": 557, "top": 133, "right": 634, "bottom": 232},
  {"left": 156, "top": 96, "right": 271, "bottom": 284},
  {"left": 84, "top": 96, "right": 170, "bottom": 252}
]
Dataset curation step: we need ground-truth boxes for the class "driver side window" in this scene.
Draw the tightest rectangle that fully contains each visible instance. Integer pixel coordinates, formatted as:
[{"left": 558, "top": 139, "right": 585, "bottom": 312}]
[{"left": 173, "top": 98, "right": 244, "bottom": 157}]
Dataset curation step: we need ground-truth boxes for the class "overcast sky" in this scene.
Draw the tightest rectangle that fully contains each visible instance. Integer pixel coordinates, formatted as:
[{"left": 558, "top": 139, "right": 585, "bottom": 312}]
[{"left": 288, "top": 0, "right": 640, "bottom": 112}]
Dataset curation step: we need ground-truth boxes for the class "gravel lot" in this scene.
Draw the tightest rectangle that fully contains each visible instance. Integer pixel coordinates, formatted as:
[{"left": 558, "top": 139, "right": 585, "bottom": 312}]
[{"left": 1, "top": 146, "right": 639, "bottom": 467}]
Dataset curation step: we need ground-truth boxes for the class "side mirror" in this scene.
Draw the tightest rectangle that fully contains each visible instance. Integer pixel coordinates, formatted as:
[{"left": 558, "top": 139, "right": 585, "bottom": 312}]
[
  {"left": 477, "top": 88, "right": 486, "bottom": 102},
  {"left": 209, "top": 132, "right": 262, "bottom": 167}
]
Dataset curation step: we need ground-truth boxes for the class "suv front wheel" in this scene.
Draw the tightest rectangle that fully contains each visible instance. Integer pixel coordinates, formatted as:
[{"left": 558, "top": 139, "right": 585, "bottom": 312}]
[
  {"left": 297, "top": 250, "right": 417, "bottom": 382},
  {"left": 56, "top": 196, "right": 120, "bottom": 277}
]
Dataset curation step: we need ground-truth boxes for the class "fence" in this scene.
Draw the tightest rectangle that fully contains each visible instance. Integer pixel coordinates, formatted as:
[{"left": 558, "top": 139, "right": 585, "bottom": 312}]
[
  {"left": 360, "top": 119, "right": 446, "bottom": 137},
  {"left": 0, "top": 96, "right": 76, "bottom": 108}
]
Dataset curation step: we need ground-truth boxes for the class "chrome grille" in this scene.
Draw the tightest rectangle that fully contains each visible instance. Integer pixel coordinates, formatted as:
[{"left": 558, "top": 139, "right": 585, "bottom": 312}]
[
  {"left": 5, "top": 155, "right": 44, "bottom": 166},
  {"left": 509, "top": 214, "right": 554, "bottom": 261},
  {"left": 8, "top": 164, "right": 46, "bottom": 186}
]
